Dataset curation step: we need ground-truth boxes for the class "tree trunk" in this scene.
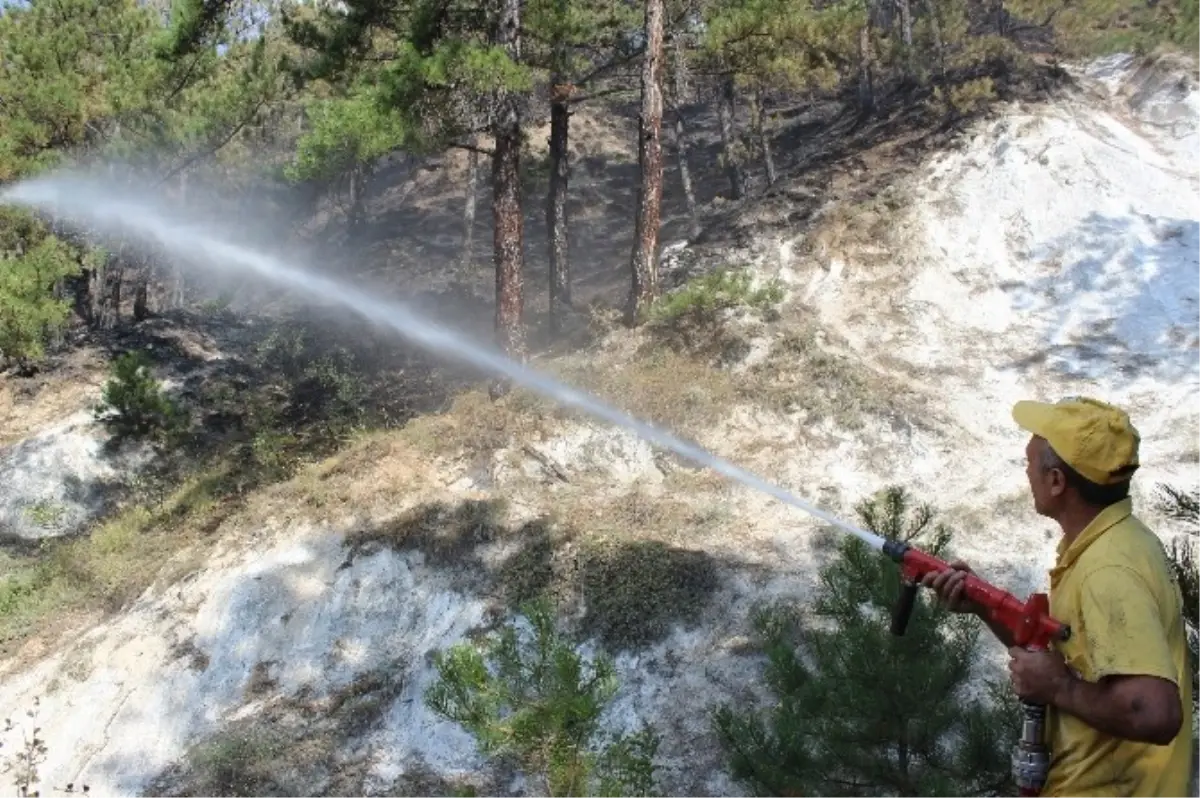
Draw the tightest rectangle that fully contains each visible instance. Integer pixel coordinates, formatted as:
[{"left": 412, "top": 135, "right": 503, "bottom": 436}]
[
  {"left": 88, "top": 257, "right": 106, "bottom": 327},
  {"left": 924, "top": 0, "right": 946, "bottom": 81},
  {"left": 460, "top": 137, "right": 478, "bottom": 278},
  {"left": 750, "top": 90, "right": 778, "bottom": 188},
  {"left": 626, "top": 0, "right": 665, "bottom": 326},
  {"left": 857, "top": 23, "right": 876, "bottom": 117},
  {"left": 670, "top": 36, "right": 700, "bottom": 239},
  {"left": 133, "top": 256, "right": 150, "bottom": 322},
  {"left": 103, "top": 253, "right": 123, "bottom": 329},
  {"left": 347, "top": 162, "right": 366, "bottom": 230},
  {"left": 547, "top": 82, "right": 572, "bottom": 335},
  {"left": 490, "top": 0, "right": 527, "bottom": 397},
  {"left": 717, "top": 74, "right": 745, "bottom": 200},
  {"left": 897, "top": 0, "right": 913, "bottom": 77},
  {"left": 171, "top": 171, "right": 188, "bottom": 308}
]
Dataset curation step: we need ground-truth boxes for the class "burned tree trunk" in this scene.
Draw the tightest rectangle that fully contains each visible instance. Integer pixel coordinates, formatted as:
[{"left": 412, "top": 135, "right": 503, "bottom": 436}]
[
  {"left": 857, "top": 22, "right": 876, "bottom": 117},
  {"left": 171, "top": 171, "right": 189, "bottom": 308},
  {"left": 717, "top": 74, "right": 745, "bottom": 200},
  {"left": 547, "top": 81, "right": 572, "bottom": 335},
  {"left": 132, "top": 257, "right": 150, "bottom": 322},
  {"left": 489, "top": 0, "right": 527, "bottom": 397},
  {"left": 751, "top": 90, "right": 777, "bottom": 188},
  {"left": 670, "top": 36, "right": 700, "bottom": 239},
  {"left": 626, "top": 0, "right": 665, "bottom": 325},
  {"left": 923, "top": 0, "right": 947, "bottom": 81}
]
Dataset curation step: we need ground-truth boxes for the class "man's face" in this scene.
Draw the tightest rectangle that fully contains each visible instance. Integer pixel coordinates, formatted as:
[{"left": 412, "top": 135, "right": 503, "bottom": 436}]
[{"left": 1024, "top": 436, "right": 1063, "bottom": 517}]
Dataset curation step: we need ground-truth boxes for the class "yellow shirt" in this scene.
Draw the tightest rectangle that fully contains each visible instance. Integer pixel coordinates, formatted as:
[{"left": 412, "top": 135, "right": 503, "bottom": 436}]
[{"left": 1043, "top": 498, "right": 1195, "bottom": 797}]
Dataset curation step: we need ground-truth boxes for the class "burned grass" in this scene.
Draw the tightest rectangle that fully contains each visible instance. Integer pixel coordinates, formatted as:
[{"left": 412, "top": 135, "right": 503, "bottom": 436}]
[
  {"left": 148, "top": 659, "right": 409, "bottom": 797},
  {"left": 343, "top": 485, "right": 730, "bottom": 653},
  {"left": 577, "top": 538, "right": 721, "bottom": 651}
]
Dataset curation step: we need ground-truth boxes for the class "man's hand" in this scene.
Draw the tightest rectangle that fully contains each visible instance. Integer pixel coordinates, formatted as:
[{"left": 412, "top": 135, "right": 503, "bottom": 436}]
[
  {"left": 920, "top": 559, "right": 982, "bottom": 615},
  {"left": 1008, "top": 646, "right": 1074, "bottom": 705},
  {"left": 921, "top": 560, "right": 1017, "bottom": 647}
]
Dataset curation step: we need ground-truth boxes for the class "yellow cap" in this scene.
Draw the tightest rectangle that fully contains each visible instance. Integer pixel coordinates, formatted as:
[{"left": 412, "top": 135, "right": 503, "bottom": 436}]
[{"left": 1012, "top": 396, "right": 1141, "bottom": 486}]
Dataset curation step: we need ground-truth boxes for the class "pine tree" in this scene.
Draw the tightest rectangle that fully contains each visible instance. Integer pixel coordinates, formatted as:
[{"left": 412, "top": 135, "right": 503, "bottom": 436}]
[
  {"left": 426, "top": 599, "right": 661, "bottom": 797},
  {"left": 1153, "top": 482, "right": 1199, "bottom": 710},
  {"left": 626, "top": 0, "right": 666, "bottom": 326},
  {"left": 697, "top": 0, "right": 854, "bottom": 195},
  {"left": 523, "top": 0, "right": 639, "bottom": 335},
  {"left": 713, "top": 486, "right": 1021, "bottom": 797}
]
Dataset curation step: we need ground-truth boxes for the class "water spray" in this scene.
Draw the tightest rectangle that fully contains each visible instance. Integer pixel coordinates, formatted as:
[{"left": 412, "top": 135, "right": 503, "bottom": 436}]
[{"left": 1, "top": 174, "right": 1066, "bottom": 794}]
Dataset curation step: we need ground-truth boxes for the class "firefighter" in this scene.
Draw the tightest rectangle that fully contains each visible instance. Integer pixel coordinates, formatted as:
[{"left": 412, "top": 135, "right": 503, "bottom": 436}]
[{"left": 925, "top": 396, "right": 1194, "bottom": 797}]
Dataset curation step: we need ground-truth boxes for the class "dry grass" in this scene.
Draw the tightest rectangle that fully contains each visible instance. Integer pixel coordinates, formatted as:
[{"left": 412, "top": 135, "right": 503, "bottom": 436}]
[
  {"left": 0, "top": 348, "right": 108, "bottom": 446},
  {"left": 750, "top": 323, "right": 905, "bottom": 431},
  {"left": 398, "top": 388, "right": 552, "bottom": 461},
  {"left": 391, "top": 344, "right": 745, "bottom": 465},
  {"left": 550, "top": 349, "right": 741, "bottom": 437},
  {"left": 0, "top": 455, "right": 288, "bottom": 661}
]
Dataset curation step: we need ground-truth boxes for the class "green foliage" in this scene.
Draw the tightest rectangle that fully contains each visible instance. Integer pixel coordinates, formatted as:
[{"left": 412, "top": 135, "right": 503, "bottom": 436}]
[
  {"left": 701, "top": 0, "right": 849, "bottom": 93},
  {"left": 1153, "top": 482, "right": 1199, "bottom": 707},
  {"left": 648, "top": 269, "right": 784, "bottom": 327},
  {"left": 713, "top": 486, "right": 1020, "bottom": 796},
  {"left": 253, "top": 322, "right": 367, "bottom": 430},
  {"left": 95, "top": 351, "right": 186, "bottom": 440},
  {"left": 0, "top": 218, "right": 81, "bottom": 366},
  {"left": 426, "top": 599, "right": 660, "bottom": 797},
  {"left": 286, "top": 86, "right": 409, "bottom": 181}
]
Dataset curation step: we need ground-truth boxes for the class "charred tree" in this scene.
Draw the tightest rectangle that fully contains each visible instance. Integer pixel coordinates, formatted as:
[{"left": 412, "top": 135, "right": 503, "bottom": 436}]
[
  {"left": 489, "top": 0, "right": 527, "bottom": 396},
  {"left": 717, "top": 74, "right": 745, "bottom": 200},
  {"left": 132, "top": 255, "right": 150, "bottom": 322},
  {"left": 547, "top": 81, "right": 572, "bottom": 336},
  {"left": 626, "top": 0, "right": 665, "bottom": 325},
  {"left": 857, "top": 22, "right": 876, "bottom": 117},
  {"left": 750, "top": 90, "right": 777, "bottom": 188}
]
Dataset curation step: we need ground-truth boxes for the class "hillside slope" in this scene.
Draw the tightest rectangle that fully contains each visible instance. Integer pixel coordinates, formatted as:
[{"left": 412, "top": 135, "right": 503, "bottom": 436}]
[{"left": 0, "top": 53, "right": 1196, "bottom": 797}]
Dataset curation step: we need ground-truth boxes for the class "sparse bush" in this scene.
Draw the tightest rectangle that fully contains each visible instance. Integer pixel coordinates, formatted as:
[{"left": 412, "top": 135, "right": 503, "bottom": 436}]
[
  {"left": 0, "top": 697, "right": 84, "bottom": 798},
  {"left": 94, "top": 351, "right": 185, "bottom": 441},
  {"left": 713, "top": 486, "right": 1020, "bottom": 796},
  {"left": 0, "top": 703, "right": 45, "bottom": 798},
  {"left": 931, "top": 76, "right": 997, "bottom": 118},
  {"left": 426, "top": 599, "right": 660, "bottom": 797}
]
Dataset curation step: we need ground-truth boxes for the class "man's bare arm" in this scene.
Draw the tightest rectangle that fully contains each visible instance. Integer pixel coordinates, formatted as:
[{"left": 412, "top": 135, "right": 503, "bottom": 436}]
[{"left": 1052, "top": 672, "right": 1183, "bottom": 746}]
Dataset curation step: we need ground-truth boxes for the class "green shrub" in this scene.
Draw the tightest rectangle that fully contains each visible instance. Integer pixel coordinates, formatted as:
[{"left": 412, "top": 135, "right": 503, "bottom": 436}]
[
  {"left": 95, "top": 351, "right": 185, "bottom": 440},
  {"left": 713, "top": 486, "right": 1020, "bottom": 796},
  {"left": 647, "top": 269, "right": 783, "bottom": 328},
  {"left": 1154, "top": 482, "right": 1198, "bottom": 709},
  {"left": 425, "top": 599, "right": 660, "bottom": 797}
]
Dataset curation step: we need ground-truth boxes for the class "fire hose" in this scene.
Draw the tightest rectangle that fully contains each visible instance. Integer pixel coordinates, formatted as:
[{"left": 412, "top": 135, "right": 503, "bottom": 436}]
[{"left": 882, "top": 538, "right": 1071, "bottom": 796}]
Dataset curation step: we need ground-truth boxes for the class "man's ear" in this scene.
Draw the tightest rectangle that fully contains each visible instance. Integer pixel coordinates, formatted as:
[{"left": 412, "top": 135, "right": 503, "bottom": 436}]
[{"left": 1048, "top": 468, "right": 1068, "bottom": 498}]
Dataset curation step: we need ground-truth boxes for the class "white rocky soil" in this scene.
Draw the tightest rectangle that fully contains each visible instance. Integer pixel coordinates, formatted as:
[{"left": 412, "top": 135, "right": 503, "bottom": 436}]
[{"left": 0, "top": 53, "right": 1196, "bottom": 796}]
